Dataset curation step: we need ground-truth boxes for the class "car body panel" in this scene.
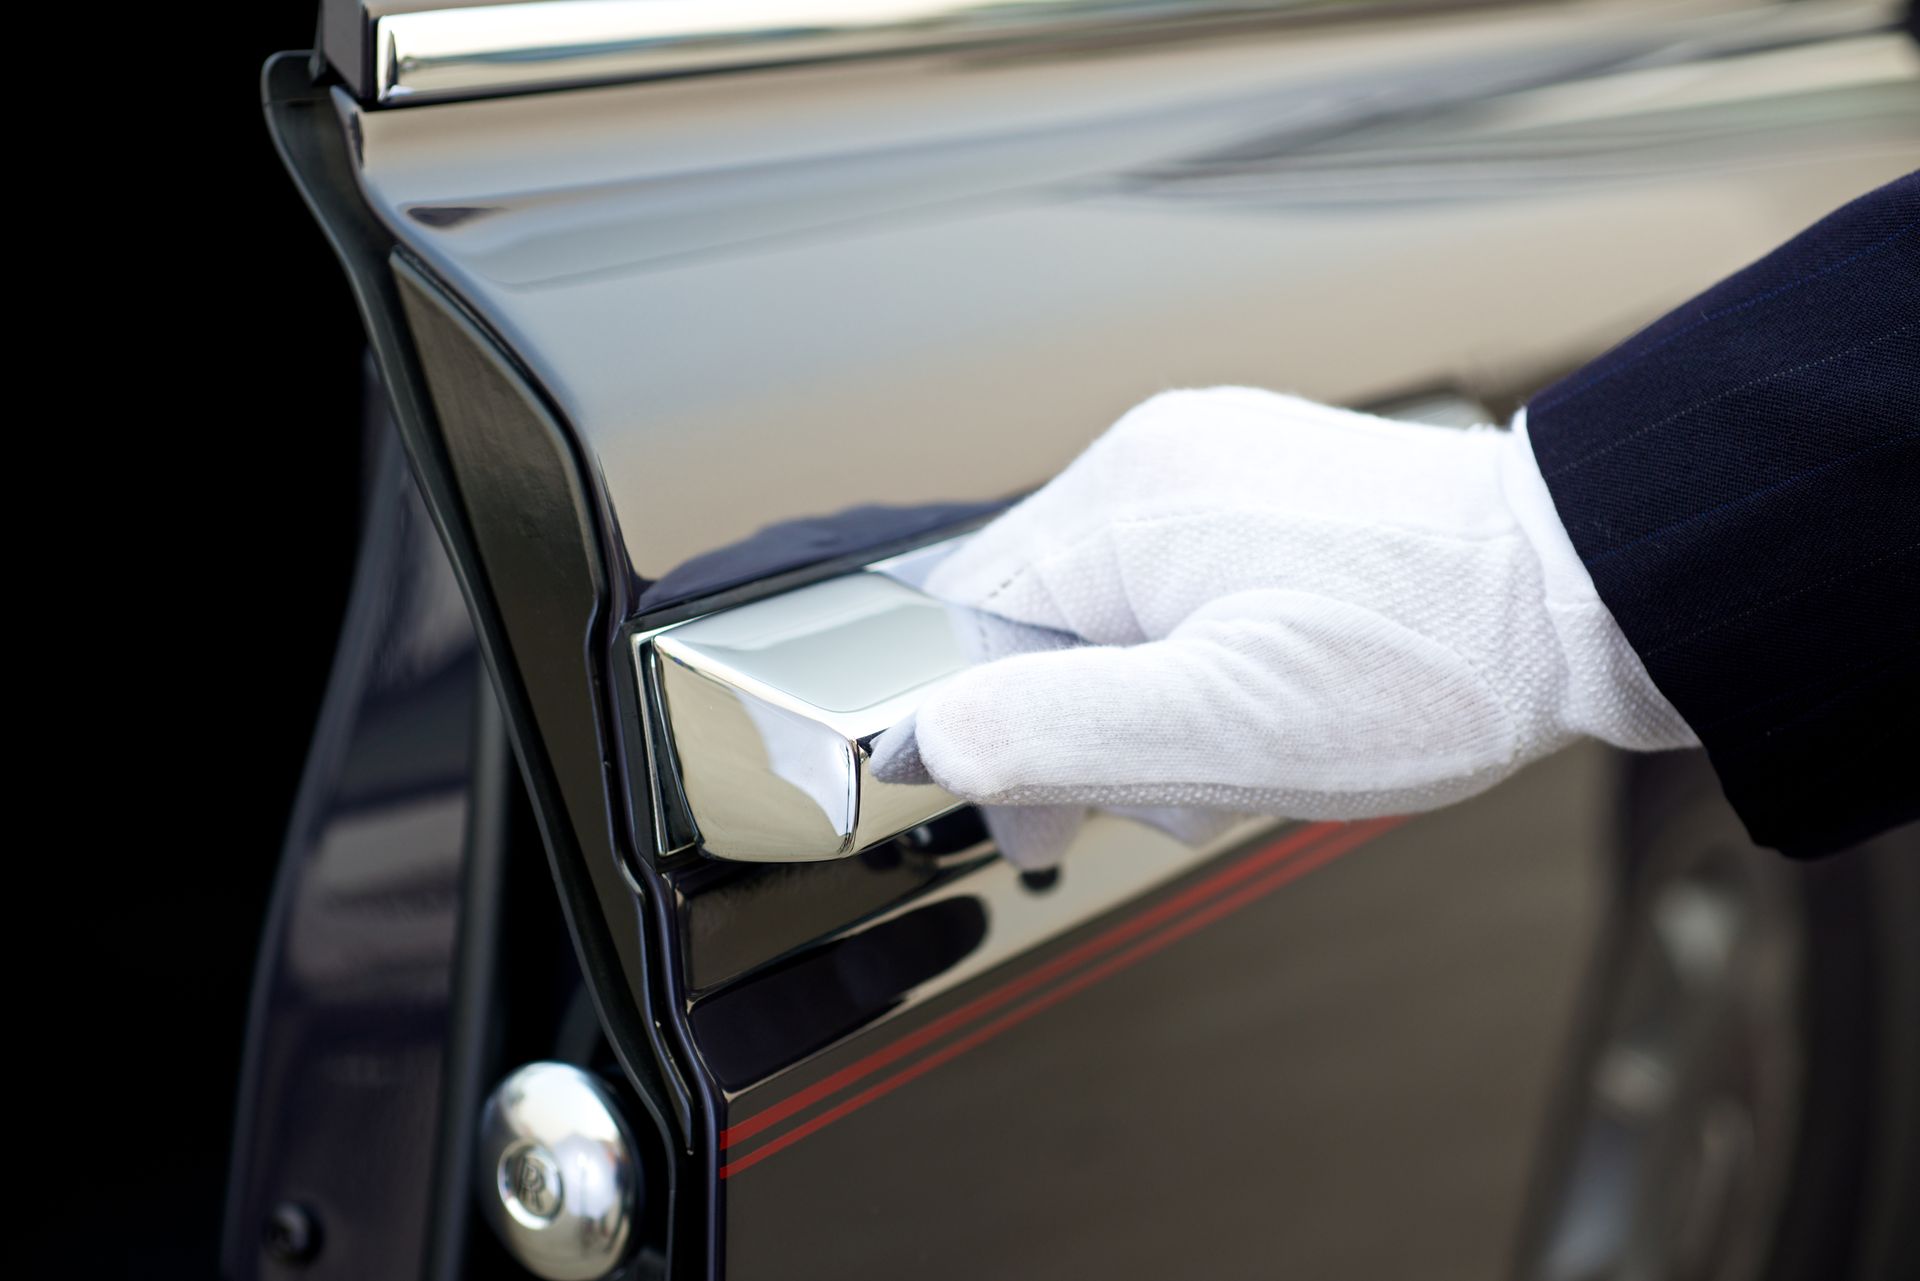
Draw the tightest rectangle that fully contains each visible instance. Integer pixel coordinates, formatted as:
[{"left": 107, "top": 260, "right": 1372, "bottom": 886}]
[
  {"left": 223, "top": 418, "right": 482, "bottom": 1281},
  {"left": 343, "top": 2, "right": 1918, "bottom": 585},
  {"left": 713, "top": 752, "right": 1614, "bottom": 1280}
]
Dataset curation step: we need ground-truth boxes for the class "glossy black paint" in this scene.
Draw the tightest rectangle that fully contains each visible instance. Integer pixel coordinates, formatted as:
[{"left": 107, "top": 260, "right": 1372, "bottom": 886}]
[
  {"left": 706, "top": 766, "right": 1919, "bottom": 1281},
  {"left": 713, "top": 784, "right": 1584, "bottom": 1278},
  {"left": 265, "top": 55, "right": 712, "bottom": 1275},
  {"left": 672, "top": 808, "right": 994, "bottom": 995},
  {"left": 690, "top": 893, "right": 989, "bottom": 1089},
  {"left": 250, "top": 9, "right": 1920, "bottom": 1279},
  {"left": 635, "top": 501, "right": 1006, "bottom": 612},
  {"left": 222, "top": 394, "right": 671, "bottom": 1281},
  {"left": 223, "top": 417, "right": 480, "bottom": 1281},
  {"left": 389, "top": 260, "right": 710, "bottom": 1269}
]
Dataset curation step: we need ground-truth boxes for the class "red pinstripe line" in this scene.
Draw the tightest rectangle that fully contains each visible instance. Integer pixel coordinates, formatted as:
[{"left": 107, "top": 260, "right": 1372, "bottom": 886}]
[
  {"left": 719, "top": 821, "right": 1342, "bottom": 1150},
  {"left": 719, "top": 817, "right": 1402, "bottom": 1177}
]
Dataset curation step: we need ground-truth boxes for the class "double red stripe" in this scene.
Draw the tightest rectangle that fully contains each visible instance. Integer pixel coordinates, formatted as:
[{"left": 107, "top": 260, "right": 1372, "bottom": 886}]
[{"left": 719, "top": 816, "right": 1402, "bottom": 1178}]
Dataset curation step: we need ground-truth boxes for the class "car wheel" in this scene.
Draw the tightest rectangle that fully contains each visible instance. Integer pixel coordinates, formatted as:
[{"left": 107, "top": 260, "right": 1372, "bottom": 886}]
[{"left": 1515, "top": 749, "right": 1910, "bottom": 1281}]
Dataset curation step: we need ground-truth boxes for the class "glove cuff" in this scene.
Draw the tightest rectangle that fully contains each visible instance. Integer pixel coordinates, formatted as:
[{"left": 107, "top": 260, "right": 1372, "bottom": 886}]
[{"left": 1503, "top": 411, "right": 1699, "bottom": 752}]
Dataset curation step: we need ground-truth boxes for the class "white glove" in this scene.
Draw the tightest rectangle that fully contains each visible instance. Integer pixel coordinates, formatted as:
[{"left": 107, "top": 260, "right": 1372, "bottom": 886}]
[{"left": 872, "top": 388, "right": 1696, "bottom": 865}]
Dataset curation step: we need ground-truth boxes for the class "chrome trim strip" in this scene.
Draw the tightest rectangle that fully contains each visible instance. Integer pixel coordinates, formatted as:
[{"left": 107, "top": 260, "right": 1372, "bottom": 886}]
[{"left": 372, "top": 0, "right": 1363, "bottom": 105}]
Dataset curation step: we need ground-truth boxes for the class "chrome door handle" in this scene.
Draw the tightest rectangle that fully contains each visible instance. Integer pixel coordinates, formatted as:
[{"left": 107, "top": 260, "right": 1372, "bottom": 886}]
[{"left": 633, "top": 544, "right": 969, "bottom": 863}]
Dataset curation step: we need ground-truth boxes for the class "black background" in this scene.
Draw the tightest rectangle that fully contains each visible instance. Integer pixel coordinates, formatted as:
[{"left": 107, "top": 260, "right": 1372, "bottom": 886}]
[{"left": 68, "top": 9, "right": 366, "bottom": 1277}]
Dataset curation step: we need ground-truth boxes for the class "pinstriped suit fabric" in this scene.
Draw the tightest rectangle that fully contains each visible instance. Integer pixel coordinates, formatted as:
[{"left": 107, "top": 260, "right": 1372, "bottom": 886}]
[{"left": 1530, "top": 172, "right": 1919, "bottom": 857}]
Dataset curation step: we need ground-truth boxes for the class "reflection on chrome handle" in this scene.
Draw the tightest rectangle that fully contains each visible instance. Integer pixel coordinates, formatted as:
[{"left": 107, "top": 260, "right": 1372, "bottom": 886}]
[{"left": 635, "top": 550, "right": 969, "bottom": 863}]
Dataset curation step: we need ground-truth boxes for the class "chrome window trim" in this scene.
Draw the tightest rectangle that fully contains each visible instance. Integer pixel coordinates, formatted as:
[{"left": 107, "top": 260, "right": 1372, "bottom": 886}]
[{"left": 368, "top": 0, "right": 1468, "bottom": 106}]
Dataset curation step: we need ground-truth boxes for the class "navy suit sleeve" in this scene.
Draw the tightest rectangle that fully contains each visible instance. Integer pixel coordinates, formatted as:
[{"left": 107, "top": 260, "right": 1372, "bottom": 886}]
[{"left": 1527, "top": 171, "right": 1920, "bottom": 858}]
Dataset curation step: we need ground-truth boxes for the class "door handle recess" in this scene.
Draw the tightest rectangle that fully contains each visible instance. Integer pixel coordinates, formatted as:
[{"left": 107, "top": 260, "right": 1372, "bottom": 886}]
[{"left": 634, "top": 546, "right": 969, "bottom": 863}]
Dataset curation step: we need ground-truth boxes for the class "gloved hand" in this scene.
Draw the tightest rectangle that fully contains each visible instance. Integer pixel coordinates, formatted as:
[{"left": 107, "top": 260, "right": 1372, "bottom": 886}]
[{"left": 873, "top": 387, "right": 1696, "bottom": 866}]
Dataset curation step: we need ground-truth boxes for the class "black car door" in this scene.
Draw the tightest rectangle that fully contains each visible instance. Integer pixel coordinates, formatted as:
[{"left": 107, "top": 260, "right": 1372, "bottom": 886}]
[{"left": 241, "top": 3, "right": 1920, "bottom": 1278}]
